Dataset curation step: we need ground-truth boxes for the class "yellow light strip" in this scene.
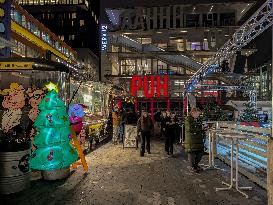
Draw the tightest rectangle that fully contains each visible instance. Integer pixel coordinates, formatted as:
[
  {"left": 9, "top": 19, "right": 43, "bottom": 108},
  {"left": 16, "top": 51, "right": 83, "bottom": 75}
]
[
  {"left": 11, "top": 21, "right": 71, "bottom": 63},
  {"left": 0, "top": 61, "right": 33, "bottom": 70}
]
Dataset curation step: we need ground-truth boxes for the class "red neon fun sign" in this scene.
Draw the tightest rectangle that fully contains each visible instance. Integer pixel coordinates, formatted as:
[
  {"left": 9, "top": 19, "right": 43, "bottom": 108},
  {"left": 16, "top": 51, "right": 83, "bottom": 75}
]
[{"left": 131, "top": 75, "right": 169, "bottom": 98}]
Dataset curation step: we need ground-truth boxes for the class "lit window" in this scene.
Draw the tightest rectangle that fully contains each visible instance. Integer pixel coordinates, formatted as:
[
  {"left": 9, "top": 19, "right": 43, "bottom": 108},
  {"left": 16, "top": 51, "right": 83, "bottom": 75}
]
[
  {"left": 72, "top": 13, "right": 76, "bottom": 19},
  {"left": 80, "top": 19, "right": 84, "bottom": 26},
  {"left": 69, "top": 35, "right": 75, "bottom": 40}
]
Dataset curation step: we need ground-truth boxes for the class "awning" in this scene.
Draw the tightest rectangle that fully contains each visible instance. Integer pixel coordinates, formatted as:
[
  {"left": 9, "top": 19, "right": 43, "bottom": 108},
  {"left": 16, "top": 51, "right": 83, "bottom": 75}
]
[{"left": 226, "top": 100, "right": 272, "bottom": 111}]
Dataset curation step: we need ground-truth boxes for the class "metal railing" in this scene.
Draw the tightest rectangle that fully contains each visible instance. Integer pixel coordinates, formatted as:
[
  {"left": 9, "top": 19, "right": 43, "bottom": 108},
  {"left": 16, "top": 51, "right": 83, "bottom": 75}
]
[{"left": 212, "top": 122, "right": 270, "bottom": 189}]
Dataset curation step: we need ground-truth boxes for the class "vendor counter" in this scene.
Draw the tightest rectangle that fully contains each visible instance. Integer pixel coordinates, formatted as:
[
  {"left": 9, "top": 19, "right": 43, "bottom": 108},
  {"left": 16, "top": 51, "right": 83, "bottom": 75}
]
[
  {"left": 205, "top": 121, "right": 270, "bottom": 189},
  {"left": 82, "top": 118, "right": 109, "bottom": 152}
]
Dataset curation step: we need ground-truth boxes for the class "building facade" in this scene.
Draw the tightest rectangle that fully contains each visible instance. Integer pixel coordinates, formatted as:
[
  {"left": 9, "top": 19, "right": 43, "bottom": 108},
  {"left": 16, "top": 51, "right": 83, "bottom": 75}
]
[
  {"left": 101, "top": 1, "right": 255, "bottom": 112},
  {"left": 10, "top": 2, "right": 76, "bottom": 66},
  {"left": 17, "top": 0, "right": 100, "bottom": 78},
  {"left": 0, "top": 0, "right": 100, "bottom": 81}
]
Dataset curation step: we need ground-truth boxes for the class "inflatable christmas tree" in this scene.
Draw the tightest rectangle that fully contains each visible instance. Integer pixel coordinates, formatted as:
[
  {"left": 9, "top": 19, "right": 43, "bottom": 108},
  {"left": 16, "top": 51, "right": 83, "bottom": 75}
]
[{"left": 30, "top": 86, "right": 78, "bottom": 171}]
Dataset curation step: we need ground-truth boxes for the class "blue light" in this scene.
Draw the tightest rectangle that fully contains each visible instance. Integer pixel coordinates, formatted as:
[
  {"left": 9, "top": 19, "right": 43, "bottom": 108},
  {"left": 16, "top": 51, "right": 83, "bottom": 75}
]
[{"left": 101, "top": 25, "right": 108, "bottom": 52}]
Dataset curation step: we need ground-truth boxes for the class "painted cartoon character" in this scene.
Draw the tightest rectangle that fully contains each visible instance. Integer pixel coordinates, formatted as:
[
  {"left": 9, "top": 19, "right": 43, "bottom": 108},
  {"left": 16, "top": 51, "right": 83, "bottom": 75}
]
[
  {"left": 1, "top": 83, "right": 26, "bottom": 133},
  {"left": 68, "top": 104, "right": 85, "bottom": 134},
  {"left": 27, "top": 87, "right": 45, "bottom": 123}
]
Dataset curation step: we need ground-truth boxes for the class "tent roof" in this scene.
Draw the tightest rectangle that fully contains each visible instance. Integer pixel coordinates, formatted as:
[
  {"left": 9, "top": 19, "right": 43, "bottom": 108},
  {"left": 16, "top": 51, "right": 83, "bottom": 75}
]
[{"left": 226, "top": 101, "right": 272, "bottom": 110}]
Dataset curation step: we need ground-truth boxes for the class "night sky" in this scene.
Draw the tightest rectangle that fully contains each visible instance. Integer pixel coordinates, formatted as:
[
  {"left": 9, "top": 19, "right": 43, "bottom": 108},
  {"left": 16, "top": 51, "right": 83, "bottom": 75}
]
[{"left": 101, "top": 0, "right": 255, "bottom": 8}]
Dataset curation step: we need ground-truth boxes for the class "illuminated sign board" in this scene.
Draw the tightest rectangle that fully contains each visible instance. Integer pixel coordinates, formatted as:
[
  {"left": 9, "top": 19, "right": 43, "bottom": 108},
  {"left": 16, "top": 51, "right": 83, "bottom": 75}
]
[
  {"left": 0, "top": 0, "right": 11, "bottom": 57},
  {"left": 101, "top": 25, "right": 108, "bottom": 52},
  {"left": 131, "top": 75, "right": 169, "bottom": 98},
  {"left": 0, "top": 62, "right": 34, "bottom": 70}
]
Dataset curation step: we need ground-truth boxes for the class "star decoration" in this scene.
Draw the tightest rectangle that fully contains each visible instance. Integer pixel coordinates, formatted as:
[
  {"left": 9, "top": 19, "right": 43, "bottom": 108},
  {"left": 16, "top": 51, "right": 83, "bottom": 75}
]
[{"left": 45, "top": 82, "right": 59, "bottom": 93}]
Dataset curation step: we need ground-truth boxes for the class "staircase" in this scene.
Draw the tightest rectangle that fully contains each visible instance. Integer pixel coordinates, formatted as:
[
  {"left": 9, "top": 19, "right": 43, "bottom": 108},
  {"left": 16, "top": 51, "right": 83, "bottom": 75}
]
[
  {"left": 112, "top": 34, "right": 203, "bottom": 72},
  {"left": 111, "top": 34, "right": 243, "bottom": 86}
]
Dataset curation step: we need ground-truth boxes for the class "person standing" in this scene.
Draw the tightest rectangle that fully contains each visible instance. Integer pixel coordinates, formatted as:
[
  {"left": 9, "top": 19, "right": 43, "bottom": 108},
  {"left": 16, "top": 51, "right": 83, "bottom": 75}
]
[
  {"left": 137, "top": 110, "right": 154, "bottom": 157},
  {"left": 154, "top": 110, "right": 161, "bottom": 137},
  {"left": 165, "top": 112, "right": 178, "bottom": 156},
  {"left": 118, "top": 110, "right": 126, "bottom": 143},
  {"left": 184, "top": 108, "right": 206, "bottom": 173},
  {"left": 112, "top": 108, "right": 120, "bottom": 144},
  {"left": 164, "top": 110, "right": 171, "bottom": 154},
  {"left": 160, "top": 110, "right": 167, "bottom": 140}
]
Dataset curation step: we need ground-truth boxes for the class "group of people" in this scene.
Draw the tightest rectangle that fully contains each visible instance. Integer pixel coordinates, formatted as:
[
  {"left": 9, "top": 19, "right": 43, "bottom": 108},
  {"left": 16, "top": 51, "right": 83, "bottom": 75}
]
[
  {"left": 112, "top": 107, "right": 206, "bottom": 173},
  {"left": 135, "top": 109, "right": 181, "bottom": 157}
]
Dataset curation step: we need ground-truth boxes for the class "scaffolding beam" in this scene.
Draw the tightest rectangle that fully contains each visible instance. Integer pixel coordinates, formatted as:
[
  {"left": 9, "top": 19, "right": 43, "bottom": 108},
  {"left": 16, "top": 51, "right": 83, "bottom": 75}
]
[{"left": 186, "top": 0, "right": 273, "bottom": 93}]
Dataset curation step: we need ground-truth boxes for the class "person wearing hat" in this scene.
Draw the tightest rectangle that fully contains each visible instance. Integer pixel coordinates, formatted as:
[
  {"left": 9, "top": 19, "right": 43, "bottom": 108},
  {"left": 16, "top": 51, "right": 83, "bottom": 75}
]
[
  {"left": 137, "top": 110, "right": 154, "bottom": 157},
  {"left": 184, "top": 108, "right": 206, "bottom": 173}
]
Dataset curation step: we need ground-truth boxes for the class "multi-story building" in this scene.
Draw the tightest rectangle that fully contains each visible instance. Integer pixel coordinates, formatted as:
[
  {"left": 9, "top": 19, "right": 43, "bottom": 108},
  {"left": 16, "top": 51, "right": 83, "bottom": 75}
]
[
  {"left": 17, "top": 0, "right": 100, "bottom": 78},
  {"left": 101, "top": 1, "right": 256, "bottom": 112},
  {"left": 10, "top": 2, "right": 77, "bottom": 66},
  {"left": 0, "top": 1, "right": 99, "bottom": 81}
]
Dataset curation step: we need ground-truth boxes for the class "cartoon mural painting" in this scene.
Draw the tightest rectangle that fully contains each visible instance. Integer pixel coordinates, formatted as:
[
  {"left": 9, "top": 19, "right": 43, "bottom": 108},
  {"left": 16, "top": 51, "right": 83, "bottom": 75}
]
[
  {"left": 27, "top": 87, "right": 45, "bottom": 123},
  {"left": 1, "top": 83, "right": 26, "bottom": 134}
]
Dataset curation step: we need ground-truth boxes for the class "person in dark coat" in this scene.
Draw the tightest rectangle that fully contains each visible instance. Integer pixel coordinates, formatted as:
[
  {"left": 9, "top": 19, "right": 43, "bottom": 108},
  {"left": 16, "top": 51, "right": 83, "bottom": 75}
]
[
  {"left": 164, "top": 110, "right": 171, "bottom": 154},
  {"left": 160, "top": 110, "right": 167, "bottom": 140},
  {"left": 184, "top": 108, "right": 206, "bottom": 173},
  {"left": 137, "top": 110, "right": 154, "bottom": 157},
  {"left": 165, "top": 112, "right": 178, "bottom": 156}
]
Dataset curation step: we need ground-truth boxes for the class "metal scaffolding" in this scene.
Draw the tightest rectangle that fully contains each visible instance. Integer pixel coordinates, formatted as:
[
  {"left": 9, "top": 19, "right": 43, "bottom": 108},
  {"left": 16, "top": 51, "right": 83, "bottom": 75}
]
[{"left": 186, "top": 0, "right": 273, "bottom": 93}]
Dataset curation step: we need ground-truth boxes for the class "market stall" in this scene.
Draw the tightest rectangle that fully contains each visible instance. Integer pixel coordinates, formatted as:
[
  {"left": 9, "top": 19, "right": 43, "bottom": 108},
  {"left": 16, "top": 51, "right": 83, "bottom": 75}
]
[
  {"left": 69, "top": 80, "right": 112, "bottom": 152},
  {"left": 0, "top": 58, "right": 71, "bottom": 194}
]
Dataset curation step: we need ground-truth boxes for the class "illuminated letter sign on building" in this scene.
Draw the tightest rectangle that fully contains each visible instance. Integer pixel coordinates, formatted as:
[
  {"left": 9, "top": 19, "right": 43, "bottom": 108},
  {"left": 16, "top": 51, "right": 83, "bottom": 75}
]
[
  {"left": 0, "top": 0, "right": 11, "bottom": 57},
  {"left": 101, "top": 25, "right": 108, "bottom": 52},
  {"left": 131, "top": 75, "right": 169, "bottom": 98}
]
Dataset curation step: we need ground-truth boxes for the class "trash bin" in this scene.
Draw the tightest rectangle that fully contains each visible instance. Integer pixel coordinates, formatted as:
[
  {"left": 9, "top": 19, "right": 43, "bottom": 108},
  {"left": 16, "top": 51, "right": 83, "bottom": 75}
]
[{"left": 0, "top": 140, "right": 31, "bottom": 194}]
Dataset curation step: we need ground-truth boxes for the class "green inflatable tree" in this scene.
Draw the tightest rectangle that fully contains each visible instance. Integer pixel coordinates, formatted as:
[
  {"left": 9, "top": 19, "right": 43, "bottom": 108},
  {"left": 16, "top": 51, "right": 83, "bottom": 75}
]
[{"left": 30, "top": 88, "right": 78, "bottom": 171}]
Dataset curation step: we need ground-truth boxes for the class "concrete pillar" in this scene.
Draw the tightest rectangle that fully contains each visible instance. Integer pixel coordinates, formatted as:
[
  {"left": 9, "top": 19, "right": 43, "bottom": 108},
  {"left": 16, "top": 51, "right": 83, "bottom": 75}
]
[
  {"left": 152, "top": 7, "right": 157, "bottom": 29},
  {"left": 160, "top": 6, "right": 170, "bottom": 29},
  {"left": 217, "top": 12, "right": 220, "bottom": 27},
  {"left": 146, "top": 8, "right": 151, "bottom": 30},
  {"left": 173, "top": 5, "right": 183, "bottom": 29},
  {"left": 199, "top": 13, "right": 203, "bottom": 27}
]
